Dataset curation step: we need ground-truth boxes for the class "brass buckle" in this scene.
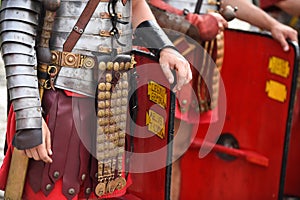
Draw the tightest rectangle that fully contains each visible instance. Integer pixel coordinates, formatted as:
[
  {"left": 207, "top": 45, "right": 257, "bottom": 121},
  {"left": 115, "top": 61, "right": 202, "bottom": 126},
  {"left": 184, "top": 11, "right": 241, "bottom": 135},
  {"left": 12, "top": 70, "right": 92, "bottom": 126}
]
[
  {"left": 43, "top": 79, "right": 51, "bottom": 90},
  {"left": 47, "top": 65, "right": 58, "bottom": 76}
]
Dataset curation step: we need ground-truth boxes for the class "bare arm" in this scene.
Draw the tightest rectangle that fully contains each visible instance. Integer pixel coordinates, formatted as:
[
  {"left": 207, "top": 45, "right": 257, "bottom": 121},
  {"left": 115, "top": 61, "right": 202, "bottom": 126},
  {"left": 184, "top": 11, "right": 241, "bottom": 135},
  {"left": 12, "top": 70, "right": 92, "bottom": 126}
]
[
  {"left": 132, "top": 0, "right": 157, "bottom": 28},
  {"left": 223, "top": 0, "right": 298, "bottom": 51},
  {"left": 275, "top": 0, "right": 300, "bottom": 16},
  {"left": 132, "top": 0, "right": 192, "bottom": 91}
]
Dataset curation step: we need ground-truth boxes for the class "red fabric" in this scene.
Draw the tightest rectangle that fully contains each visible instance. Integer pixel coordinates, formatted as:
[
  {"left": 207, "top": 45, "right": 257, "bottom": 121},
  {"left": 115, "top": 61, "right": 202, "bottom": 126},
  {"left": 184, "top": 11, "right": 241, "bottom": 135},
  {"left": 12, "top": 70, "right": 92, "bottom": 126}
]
[
  {"left": 260, "top": 0, "right": 283, "bottom": 9},
  {"left": 148, "top": 0, "right": 219, "bottom": 41},
  {"left": 0, "top": 91, "right": 132, "bottom": 199},
  {"left": 148, "top": 0, "right": 184, "bottom": 15},
  {"left": 23, "top": 179, "right": 76, "bottom": 200},
  {"left": 0, "top": 105, "right": 15, "bottom": 190},
  {"left": 63, "top": 90, "right": 86, "bottom": 97},
  {"left": 22, "top": 177, "right": 132, "bottom": 200},
  {"left": 185, "top": 13, "right": 219, "bottom": 41}
]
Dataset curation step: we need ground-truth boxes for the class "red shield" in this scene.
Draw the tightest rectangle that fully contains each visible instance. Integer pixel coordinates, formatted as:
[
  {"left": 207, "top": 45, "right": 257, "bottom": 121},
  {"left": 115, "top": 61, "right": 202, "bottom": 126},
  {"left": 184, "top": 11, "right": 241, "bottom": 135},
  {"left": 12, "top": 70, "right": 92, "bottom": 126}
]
[{"left": 180, "top": 29, "right": 299, "bottom": 199}]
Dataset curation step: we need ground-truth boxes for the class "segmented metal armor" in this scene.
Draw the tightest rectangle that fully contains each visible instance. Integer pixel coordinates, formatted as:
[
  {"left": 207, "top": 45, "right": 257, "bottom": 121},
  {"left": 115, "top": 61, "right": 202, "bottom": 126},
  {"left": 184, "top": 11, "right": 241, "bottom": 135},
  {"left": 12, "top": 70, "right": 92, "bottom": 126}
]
[
  {"left": 0, "top": 0, "right": 133, "bottom": 198},
  {"left": 0, "top": 0, "right": 176, "bottom": 199},
  {"left": 0, "top": 0, "right": 43, "bottom": 148},
  {"left": 51, "top": 0, "right": 132, "bottom": 97}
]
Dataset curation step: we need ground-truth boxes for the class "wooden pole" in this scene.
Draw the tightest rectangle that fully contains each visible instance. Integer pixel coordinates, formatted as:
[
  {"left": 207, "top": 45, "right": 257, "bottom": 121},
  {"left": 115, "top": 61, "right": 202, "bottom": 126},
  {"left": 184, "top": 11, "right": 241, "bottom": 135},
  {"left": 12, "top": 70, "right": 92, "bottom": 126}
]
[{"left": 4, "top": 149, "right": 29, "bottom": 200}]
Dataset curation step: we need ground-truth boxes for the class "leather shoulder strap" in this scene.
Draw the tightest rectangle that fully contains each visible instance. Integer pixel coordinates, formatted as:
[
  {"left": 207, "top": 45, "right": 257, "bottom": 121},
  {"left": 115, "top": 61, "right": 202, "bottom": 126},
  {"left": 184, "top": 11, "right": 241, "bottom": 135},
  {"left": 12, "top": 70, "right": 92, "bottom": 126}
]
[{"left": 63, "top": 0, "right": 101, "bottom": 52}]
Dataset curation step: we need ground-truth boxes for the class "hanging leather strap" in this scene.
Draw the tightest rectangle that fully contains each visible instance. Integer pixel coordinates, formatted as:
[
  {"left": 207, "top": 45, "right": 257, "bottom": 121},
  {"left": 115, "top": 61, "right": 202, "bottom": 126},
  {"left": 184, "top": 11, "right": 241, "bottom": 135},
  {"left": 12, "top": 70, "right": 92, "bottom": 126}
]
[
  {"left": 63, "top": 0, "right": 101, "bottom": 52},
  {"left": 194, "top": 0, "right": 203, "bottom": 14}
]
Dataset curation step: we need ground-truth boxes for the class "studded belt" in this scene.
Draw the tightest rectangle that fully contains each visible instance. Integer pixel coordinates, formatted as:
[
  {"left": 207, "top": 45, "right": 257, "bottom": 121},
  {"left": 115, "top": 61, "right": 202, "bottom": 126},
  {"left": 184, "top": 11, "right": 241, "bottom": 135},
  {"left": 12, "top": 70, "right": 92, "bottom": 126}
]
[
  {"left": 51, "top": 50, "right": 97, "bottom": 69},
  {"left": 38, "top": 51, "right": 97, "bottom": 91}
]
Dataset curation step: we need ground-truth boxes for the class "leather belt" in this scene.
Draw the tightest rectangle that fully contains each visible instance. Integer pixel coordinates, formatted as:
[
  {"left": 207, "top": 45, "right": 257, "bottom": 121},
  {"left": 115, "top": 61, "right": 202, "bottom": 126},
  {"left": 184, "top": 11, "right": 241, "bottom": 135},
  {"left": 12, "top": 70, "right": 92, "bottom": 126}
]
[{"left": 51, "top": 50, "right": 96, "bottom": 69}]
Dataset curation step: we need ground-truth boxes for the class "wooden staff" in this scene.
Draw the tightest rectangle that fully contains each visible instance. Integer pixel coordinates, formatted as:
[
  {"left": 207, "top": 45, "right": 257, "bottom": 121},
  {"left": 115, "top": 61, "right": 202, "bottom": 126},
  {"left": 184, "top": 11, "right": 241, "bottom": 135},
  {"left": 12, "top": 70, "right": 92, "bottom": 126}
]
[{"left": 4, "top": 1, "right": 60, "bottom": 199}]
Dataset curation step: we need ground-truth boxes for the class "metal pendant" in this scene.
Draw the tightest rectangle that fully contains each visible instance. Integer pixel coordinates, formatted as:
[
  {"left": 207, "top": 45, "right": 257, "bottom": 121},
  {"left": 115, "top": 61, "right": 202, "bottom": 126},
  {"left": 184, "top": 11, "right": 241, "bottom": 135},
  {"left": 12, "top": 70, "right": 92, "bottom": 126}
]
[{"left": 95, "top": 182, "right": 106, "bottom": 197}]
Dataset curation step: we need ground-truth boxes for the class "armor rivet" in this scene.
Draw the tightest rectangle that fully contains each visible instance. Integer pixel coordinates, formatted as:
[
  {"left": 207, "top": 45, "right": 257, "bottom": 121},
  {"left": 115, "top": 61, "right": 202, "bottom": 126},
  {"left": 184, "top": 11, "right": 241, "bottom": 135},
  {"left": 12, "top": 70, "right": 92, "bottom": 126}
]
[
  {"left": 86, "top": 187, "right": 91, "bottom": 194},
  {"left": 107, "top": 62, "right": 113, "bottom": 70},
  {"left": 119, "top": 62, "right": 125, "bottom": 70},
  {"left": 113, "top": 62, "right": 119, "bottom": 71},
  {"left": 125, "top": 62, "right": 130, "bottom": 70},
  {"left": 196, "top": 107, "right": 200, "bottom": 112},
  {"left": 182, "top": 100, "right": 187, "bottom": 105},
  {"left": 106, "top": 74, "right": 113, "bottom": 82},
  {"left": 81, "top": 173, "right": 86, "bottom": 181},
  {"left": 68, "top": 188, "right": 75, "bottom": 195},
  {"left": 98, "top": 83, "right": 106, "bottom": 91},
  {"left": 180, "top": 108, "right": 186, "bottom": 113},
  {"left": 45, "top": 183, "right": 52, "bottom": 191},
  {"left": 106, "top": 83, "right": 112, "bottom": 91},
  {"left": 53, "top": 171, "right": 60, "bottom": 178},
  {"left": 99, "top": 62, "right": 106, "bottom": 71},
  {"left": 98, "top": 101, "right": 105, "bottom": 109}
]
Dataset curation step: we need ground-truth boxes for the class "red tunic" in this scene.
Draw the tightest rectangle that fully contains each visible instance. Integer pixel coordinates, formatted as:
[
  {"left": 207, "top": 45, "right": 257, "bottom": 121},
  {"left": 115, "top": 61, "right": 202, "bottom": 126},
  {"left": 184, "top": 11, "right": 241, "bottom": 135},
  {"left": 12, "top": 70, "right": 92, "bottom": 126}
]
[{"left": 0, "top": 90, "right": 130, "bottom": 199}]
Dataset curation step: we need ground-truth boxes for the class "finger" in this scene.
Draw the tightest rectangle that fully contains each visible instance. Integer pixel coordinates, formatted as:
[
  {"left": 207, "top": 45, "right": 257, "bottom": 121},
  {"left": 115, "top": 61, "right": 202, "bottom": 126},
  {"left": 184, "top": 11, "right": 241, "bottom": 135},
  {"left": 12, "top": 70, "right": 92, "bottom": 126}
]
[
  {"left": 37, "top": 146, "right": 53, "bottom": 163},
  {"left": 30, "top": 148, "right": 40, "bottom": 161},
  {"left": 288, "top": 30, "right": 298, "bottom": 43},
  {"left": 218, "top": 22, "right": 223, "bottom": 31},
  {"left": 42, "top": 117, "right": 53, "bottom": 156},
  {"left": 24, "top": 149, "right": 33, "bottom": 158},
  {"left": 186, "top": 63, "right": 192, "bottom": 84},
  {"left": 46, "top": 135, "right": 53, "bottom": 156},
  {"left": 280, "top": 36, "right": 289, "bottom": 52},
  {"left": 223, "top": 19, "right": 228, "bottom": 28},
  {"left": 43, "top": 123, "right": 52, "bottom": 156},
  {"left": 174, "top": 64, "right": 188, "bottom": 91},
  {"left": 160, "top": 63, "right": 174, "bottom": 84}
]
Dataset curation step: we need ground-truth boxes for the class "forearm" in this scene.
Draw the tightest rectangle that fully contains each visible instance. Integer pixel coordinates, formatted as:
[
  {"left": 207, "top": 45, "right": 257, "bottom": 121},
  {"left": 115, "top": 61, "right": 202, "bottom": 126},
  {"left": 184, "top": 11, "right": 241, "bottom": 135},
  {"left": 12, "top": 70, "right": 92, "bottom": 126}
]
[
  {"left": 132, "top": 0, "right": 192, "bottom": 91},
  {"left": 132, "top": 0, "right": 157, "bottom": 28},
  {"left": 223, "top": 0, "right": 279, "bottom": 31},
  {"left": 275, "top": 0, "right": 300, "bottom": 16}
]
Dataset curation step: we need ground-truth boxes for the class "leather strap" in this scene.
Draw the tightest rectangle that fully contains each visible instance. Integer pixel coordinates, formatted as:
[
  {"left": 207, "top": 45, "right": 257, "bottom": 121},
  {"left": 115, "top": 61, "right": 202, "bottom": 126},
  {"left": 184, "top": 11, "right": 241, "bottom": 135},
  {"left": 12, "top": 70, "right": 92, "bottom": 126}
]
[
  {"left": 63, "top": 0, "right": 101, "bottom": 52},
  {"left": 194, "top": 0, "right": 203, "bottom": 14}
]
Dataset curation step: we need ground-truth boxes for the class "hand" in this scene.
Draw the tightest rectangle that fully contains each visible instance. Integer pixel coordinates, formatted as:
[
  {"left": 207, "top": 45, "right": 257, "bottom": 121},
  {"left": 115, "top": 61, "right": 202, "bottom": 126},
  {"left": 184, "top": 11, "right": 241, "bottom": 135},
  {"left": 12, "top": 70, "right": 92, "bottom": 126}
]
[
  {"left": 159, "top": 48, "right": 192, "bottom": 92},
  {"left": 270, "top": 22, "right": 298, "bottom": 52},
  {"left": 208, "top": 12, "right": 228, "bottom": 32},
  {"left": 24, "top": 118, "right": 53, "bottom": 163}
]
